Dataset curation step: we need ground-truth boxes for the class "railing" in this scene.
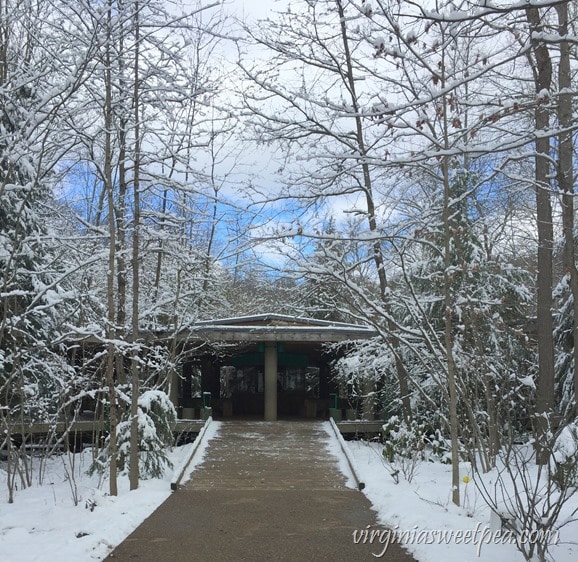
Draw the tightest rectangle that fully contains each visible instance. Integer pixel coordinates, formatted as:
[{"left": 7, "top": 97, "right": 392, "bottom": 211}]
[
  {"left": 9, "top": 419, "right": 206, "bottom": 435},
  {"left": 329, "top": 417, "right": 366, "bottom": 491}
]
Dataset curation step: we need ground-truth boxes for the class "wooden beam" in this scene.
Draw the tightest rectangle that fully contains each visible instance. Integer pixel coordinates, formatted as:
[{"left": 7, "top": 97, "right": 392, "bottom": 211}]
[{"left": 10, "top": 419, "right": 205, "bottom": 435}]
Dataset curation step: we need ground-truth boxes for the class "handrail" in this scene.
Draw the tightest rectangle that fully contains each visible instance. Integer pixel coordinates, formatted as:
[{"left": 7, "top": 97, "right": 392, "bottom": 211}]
[
  {"left": 170, "top": 416, "right": 213, "bottom": 491},
  {"left": 329, "top": 417, "right": 365, "bottom": 491}
]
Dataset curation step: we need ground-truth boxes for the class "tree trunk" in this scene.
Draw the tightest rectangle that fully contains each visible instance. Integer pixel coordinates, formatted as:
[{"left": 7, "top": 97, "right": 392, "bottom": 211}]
[
  {"left": 129, "top": 0, "right": 141, "bottom": 491},
  {"left": 555, "top": 3, "right": 578, "bottom": 414},
  {"left": 105, "top": 0, "right": 118, "bottom": 496},
  {"left": 526, "top": 7, "right": 555, "bottom": 465},
  {"left": 442, "top": 157, "right": 461, "bottom": 507},
  {"left": 437, "top": 29, "right": 461, "bottom": 505}
]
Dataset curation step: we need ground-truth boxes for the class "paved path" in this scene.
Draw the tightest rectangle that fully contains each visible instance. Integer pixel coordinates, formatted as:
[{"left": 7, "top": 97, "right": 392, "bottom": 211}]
[{"left": 107, "top": 421, "right": 416, "bottom": 562}]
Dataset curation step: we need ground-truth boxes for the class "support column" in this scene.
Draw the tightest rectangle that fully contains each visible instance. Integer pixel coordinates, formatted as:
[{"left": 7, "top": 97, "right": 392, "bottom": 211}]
[{"left": 264, "top": 342, "right": 278, "bottom": 421}]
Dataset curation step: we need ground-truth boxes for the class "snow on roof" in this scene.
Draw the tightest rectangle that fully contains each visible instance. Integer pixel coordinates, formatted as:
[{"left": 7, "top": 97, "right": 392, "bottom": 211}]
[
  {"left": 195, "top": 313, "right": 371, "bottom": 330},
  {"left": 188, "top": 314, "right": 377, "bottom": 343}
]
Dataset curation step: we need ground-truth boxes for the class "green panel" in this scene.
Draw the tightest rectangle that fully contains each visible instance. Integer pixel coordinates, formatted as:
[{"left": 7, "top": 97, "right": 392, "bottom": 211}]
[
  {"left": 230, "top": 352, "right": 309, "bottom": 368},
  {"left": 279, "top": 352, "right": 308, "bottom": 367},
  {"left": 232, "top": 352, "right": 264, "bottom": 367}
]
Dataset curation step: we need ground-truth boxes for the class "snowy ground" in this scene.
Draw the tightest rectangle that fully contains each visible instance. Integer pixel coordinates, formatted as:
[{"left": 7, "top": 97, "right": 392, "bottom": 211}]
[
  {"left": 347, "top": 440, "right": 578, "bottom": 562},
  {"left": 0, "top": 422, "right": 219, "bottom": 562},
  {"left": 1, "top": 423, "right": 576, "bottom": 561}
]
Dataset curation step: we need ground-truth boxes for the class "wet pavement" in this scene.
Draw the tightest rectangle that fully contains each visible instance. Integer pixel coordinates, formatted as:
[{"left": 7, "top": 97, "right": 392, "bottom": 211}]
[{"left": 107, "top": 420, "right": 417, "bottom": 562}]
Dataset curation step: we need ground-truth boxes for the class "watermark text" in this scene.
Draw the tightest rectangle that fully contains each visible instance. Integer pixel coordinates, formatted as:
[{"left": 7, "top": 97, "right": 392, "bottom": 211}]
[{"left": 352, "top": 523, "right": 560, "bottom": 558}]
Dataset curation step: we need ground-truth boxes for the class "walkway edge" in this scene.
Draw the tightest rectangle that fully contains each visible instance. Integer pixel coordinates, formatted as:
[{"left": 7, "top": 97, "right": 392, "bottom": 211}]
[
  {"left": 328, "top": 417, "right": 365, "bottom": 491},
  {"left": 170, "top": 416, "right": 213, "bottom": 491}
]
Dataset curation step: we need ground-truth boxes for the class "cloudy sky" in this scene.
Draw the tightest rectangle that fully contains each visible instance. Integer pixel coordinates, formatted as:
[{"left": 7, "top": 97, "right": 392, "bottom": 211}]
[{"left": 226, "top": 0, "right": 287, "bottom": 19}]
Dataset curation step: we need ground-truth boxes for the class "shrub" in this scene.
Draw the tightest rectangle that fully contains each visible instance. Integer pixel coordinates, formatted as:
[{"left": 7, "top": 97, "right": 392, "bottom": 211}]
[{"left": 90, "top": 390, "right": 176, "bottom": 480}]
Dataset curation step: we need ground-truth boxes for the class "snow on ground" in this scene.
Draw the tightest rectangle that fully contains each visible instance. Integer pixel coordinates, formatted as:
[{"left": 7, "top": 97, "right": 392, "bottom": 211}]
[
  {"left": 347, "top": 440, "right": 578, "bottom": 562},
  {"left": 0, "top": 421, "right": 220, "bottom": 562},
  {"left": 1, "top": 421, "right": 576, "bottom": 562}
]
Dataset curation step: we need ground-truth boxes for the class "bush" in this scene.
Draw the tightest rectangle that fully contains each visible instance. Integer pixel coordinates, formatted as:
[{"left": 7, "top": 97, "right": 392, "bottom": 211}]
[
  {"left": 382, "top": 416, "right": 450, "bottom": 465},
  {"left": 90, "top": 390, "right": 176, "bottom": 480},
  {"left": 551, "top": 422, "right": 578, "bottom": 491}
]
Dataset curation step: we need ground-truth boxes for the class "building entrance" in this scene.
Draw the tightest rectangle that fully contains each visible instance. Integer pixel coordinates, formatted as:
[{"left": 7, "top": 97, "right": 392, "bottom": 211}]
[{"left": 219, "top": 352, "right": 320, "bottom": 418}]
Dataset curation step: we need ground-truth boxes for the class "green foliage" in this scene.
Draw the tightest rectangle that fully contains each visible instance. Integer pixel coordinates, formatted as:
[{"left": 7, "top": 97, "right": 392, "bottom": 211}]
[
  {"left": 552, "top": 456, "right": 578, "bottom": 491},
  {"left": 551, "top": 423, "right": 578, "bottom": 492},
  {"left": 553, "top": 275, "right": 576, "bottom": 412},
  {"left": 90, "top": 390, "right": 176, "bottom": 480},
  {"left": 382, "top": 415, "right": 450, "bottom": 465}
]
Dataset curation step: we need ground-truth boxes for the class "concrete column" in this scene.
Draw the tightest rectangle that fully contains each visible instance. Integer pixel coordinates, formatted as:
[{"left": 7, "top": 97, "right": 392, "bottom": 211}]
[{"left": 264, "top": 342, "right": 278, "bottom": 421}]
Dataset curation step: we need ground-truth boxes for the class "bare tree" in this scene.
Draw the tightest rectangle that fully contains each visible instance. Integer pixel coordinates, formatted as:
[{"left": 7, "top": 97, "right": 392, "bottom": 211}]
[
  {"left": 103, "top": 0, "right": 119, "bottom": 496},
  {"left": 128, "top": 0, "right": 142, "bottom": 492},
  {"left": 0, "top": 0, "right": 98, "bottom": 501},
  {"left": 524, "top": 5, "right": 556, "bottom": 465}
]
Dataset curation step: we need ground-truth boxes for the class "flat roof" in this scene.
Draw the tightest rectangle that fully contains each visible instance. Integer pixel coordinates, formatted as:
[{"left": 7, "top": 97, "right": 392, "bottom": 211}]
[{"left": 183, "top": 314, "right": 377, "bottom": 343}]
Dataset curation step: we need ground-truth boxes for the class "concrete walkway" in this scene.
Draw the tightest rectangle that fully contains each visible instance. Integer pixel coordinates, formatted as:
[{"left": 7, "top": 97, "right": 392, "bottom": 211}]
[{"left": 107, "top": 421, "right": 417, "bottom": 562}]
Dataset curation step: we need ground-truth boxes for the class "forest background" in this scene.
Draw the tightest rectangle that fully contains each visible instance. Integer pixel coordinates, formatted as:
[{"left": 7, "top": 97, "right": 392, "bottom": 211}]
[{"left": 1, "top": 2, "right": 578, "bottom": 558}]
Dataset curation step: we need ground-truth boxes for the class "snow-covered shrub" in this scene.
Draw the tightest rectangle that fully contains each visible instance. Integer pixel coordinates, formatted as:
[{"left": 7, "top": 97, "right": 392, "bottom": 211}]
[
  {"left": 117, "top": 390, "right": 176, "bottom": 479},
  {"left": 90, "top": 390, "right": 176, "bottom": 480},
  {"left": 382, "top": 416, "right": 425, "bottom": 482},
  {"left": 382, "top": 416, "right": 425, "bottom": 463},
  {"left": 551, "top": 422, "right": 578, "bottom": 491},
  {"left": 475, "top": 423, "right": 578, "bottom": 562},
  {"left": 382, "top": 415, "right": 450, "bottom": 481},
  {"left": 427, "top": 428, "right": 452, "bottom": 464}
]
